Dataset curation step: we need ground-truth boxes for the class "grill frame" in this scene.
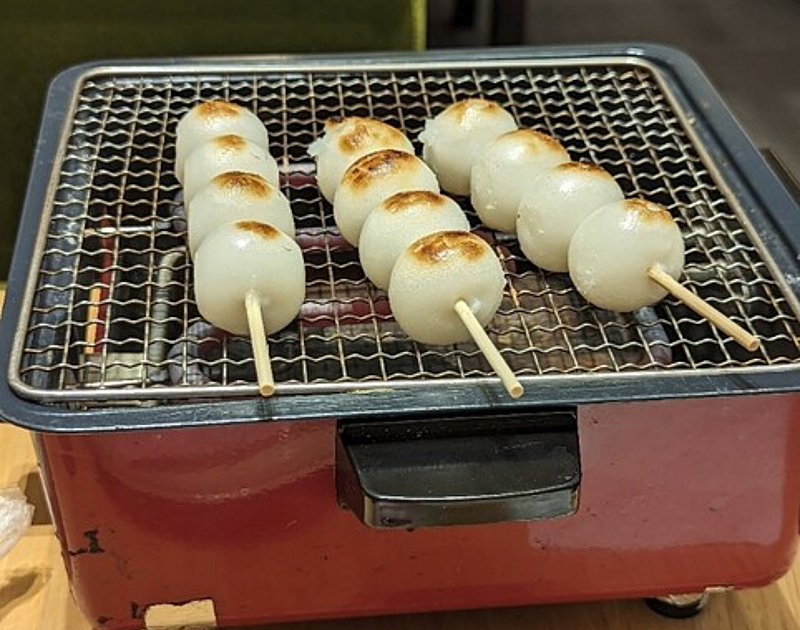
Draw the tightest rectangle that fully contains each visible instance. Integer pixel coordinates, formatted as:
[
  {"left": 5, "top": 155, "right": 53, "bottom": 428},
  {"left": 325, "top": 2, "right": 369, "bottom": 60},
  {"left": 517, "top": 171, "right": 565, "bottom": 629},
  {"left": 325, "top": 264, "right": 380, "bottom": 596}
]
[{"left": 1, "top": 44, "right": 799, "bottom": 432}]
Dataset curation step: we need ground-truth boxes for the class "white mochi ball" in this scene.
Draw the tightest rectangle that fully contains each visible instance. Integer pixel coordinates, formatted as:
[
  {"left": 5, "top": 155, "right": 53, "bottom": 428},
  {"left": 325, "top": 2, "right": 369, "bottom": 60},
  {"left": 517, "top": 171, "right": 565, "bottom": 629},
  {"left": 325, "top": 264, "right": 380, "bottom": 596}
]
[
  {"left": 308, "top": 117, "right": 414, "bottom": 203},
  {"left": 471, "top": 129, "right": 570, "bottom": 233},
  {"left": 333, "top": 149, "right": 439, "bottom": 245},
  {"left": 419, "top": 98, "right": 517, "bottom": 196},
  {"left": 187, "top": 171, "right": 295, "bottom": 256},
  {"left": 175, "top": 100, "right": 268, "bottom": 184},
  {"left": 568, "top": 198, "right": 685, "bottom": 312},
  {"left": 517, "top": 162, "right": 624, "bottom": 272},
  {"left": 183, "top": 135, "right": 279, "bottom": 202},
  {"left": 359, "top": 191, "right": 469, "bottom": 289},
  {"left": 194, "top": 221, "right": 305, "bottom": 336},
  {"left": 389, "top": 231, "right": 506, "bottom": 345}
]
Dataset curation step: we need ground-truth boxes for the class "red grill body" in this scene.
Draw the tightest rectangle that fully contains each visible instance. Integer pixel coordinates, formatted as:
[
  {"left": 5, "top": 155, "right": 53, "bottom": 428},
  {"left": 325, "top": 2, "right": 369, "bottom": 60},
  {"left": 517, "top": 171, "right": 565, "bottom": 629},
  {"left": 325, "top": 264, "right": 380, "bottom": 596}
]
[{"left": 38, "top": 395, "right": 799, "bottom": 629}]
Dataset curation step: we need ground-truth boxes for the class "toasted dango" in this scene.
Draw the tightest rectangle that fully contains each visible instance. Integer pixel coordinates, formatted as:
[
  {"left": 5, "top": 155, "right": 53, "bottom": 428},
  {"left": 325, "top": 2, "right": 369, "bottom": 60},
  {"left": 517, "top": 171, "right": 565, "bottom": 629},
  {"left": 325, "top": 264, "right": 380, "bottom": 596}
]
[
  {"left": 419, "top": 98, "right": 517, "bottom": 196},
  {"left": 194, "top": 221, "right": 305, "bottom": 336},
  {"left": 471, "top": 130, "right": 570, "bottom": 233},
  {"left": 568, "top": 198, "right": 685, "bottom": 312},
  {"left": 308, "top": 117, "right": 414, "bottom": 203},
  {"left": 388, "top": 231, "right": 505, "bottom": 345},
  {"left": 333, "top": 150, "right": 440, "bottom": 245},
  {"left": 187, "top": 172, "right": 295, "bottom": 256},
  {"left": 183, "top": 135, "right": 280, "bottom": 202},
  {"left": 517, "top": 162, "right": 624, "bottom": 272},
  {"left": 359, "top": 191, "right": 469, "bottom": 289},
  {"left": 175, "top": 100, "right": 268, "bottom": 184}
]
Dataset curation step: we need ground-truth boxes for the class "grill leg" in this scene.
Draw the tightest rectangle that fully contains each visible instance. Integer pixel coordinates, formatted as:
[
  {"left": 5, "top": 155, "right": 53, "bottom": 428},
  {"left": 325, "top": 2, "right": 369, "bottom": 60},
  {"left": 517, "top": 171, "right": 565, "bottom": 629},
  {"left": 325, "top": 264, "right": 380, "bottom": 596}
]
[{"left": 645, "top": 592, "right": 710, "bottom": 618}]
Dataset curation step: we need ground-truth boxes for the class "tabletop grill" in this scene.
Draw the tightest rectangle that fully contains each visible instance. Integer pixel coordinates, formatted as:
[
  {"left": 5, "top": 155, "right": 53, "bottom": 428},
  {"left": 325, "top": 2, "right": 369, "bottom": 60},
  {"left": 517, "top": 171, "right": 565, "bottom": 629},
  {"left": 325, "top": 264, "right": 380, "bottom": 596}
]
[
  {"left": 11, "top": 57, "right": 800, "bottom": 407},
  {"left": 2, "top": 47, "right": 800, "bottom": 630}
]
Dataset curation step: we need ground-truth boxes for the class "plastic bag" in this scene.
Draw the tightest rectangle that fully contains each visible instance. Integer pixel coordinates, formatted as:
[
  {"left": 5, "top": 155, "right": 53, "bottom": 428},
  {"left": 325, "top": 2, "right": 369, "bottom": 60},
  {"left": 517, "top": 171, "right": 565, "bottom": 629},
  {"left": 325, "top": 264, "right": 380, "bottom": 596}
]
[{"left": 0, "top": 487, "right": 34, "bottom": 559}]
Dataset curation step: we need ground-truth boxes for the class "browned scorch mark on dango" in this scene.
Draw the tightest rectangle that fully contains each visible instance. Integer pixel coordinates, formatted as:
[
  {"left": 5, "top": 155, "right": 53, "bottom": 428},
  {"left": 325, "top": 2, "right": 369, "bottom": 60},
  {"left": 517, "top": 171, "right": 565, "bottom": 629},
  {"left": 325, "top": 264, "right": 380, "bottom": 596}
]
[
  {"left": 410, "top": 231, "right": 488, "bottom": 265},
  {"left": 196, "top": 100, "right": 240, "bottom": 120},
  {"left": 324, "top": 116, "right": 345, "bottom": 130},
  {"left": 343, "top": 150, "right": 417, "bottom": 189},
  {"left": 213, "top": 172, "right": 272, "bottom": 198},
  {"left": 382, "top": 190, "right": 446, "bottom": 214},
  {"left": 212, "top": 134, "right": 247, "bottom": 151},
  {"left": 237, "top": 221, "right": 281, "bottom": 239},
  {"left": 445, "top": 98, "right": 505, "bottom": 124},
  {"left": 337, "top": 119, "right": 405, "bottom": 154},
  {"left": 501, "top": 129, "right": 566, "bottom": 152},
  {"left": 556, "top": 161, "right": 613, "bottom": 177},
  {"left": 624, "top": 198, "right": 676, "bottom": 224}
]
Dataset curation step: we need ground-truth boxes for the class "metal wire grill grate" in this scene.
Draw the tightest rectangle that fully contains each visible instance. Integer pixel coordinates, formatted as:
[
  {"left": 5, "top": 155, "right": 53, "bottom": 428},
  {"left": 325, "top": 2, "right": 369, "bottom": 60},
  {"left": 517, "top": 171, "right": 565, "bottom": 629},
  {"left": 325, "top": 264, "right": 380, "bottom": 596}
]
[{"left": 16, "top": 60, "right": 800, "bottom": 404}]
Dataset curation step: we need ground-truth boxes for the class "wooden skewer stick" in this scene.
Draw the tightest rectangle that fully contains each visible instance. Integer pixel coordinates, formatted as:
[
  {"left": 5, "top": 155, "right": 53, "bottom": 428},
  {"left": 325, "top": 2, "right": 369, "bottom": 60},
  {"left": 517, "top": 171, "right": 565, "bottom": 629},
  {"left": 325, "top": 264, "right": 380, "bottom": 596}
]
[
  {"left": 647, "top": 266, "right": 760, "bottom": 351},
  {"left": 245, "top": 290, "right": 276, "bottom": 397},
  {"left": 454, "top": 299, "right": 524, "bottom": 399}
]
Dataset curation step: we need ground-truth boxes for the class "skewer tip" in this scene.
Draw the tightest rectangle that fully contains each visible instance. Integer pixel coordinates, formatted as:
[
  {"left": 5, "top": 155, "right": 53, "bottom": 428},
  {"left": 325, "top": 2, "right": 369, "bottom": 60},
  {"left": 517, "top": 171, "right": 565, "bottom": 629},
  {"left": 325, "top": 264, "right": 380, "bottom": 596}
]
[
  {"left": 508, "top": 383, "right": 524, "bottom": 399},
  {"left": 259, "top": 383, "right": 276, "bottom": 397},
  {"left": 742, "top": 337, "right": 760, "bottom": 352}
]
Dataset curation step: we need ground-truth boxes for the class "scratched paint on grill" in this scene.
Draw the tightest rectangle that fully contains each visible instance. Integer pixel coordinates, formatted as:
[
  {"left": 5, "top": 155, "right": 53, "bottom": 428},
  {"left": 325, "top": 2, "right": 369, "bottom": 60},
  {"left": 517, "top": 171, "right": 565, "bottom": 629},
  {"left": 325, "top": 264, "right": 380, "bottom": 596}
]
[{"left": 16, "top": 64, "right": 800, "bottom": 403}]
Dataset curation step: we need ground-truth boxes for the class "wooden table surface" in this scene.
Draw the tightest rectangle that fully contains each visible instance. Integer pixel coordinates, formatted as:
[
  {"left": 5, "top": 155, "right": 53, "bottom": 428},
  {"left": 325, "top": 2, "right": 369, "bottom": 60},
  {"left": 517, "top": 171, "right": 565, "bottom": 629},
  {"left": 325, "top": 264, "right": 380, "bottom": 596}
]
[{"left": 0, "top": 423, "right": 798, "bottom": 630}]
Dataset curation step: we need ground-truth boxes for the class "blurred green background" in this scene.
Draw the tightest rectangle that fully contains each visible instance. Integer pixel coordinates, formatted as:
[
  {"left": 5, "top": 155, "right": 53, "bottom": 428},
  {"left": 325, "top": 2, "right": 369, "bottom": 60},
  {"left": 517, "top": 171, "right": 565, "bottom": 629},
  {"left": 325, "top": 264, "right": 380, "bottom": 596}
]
[{"left": 0, "top": 1, "right": 426, "bottom": 279}]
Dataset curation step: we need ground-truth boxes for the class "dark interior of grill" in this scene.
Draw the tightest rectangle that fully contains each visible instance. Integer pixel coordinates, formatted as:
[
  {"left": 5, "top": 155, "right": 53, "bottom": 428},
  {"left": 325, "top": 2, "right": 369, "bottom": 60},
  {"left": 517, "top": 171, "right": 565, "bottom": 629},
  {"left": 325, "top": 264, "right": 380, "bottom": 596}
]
[{"left": 19, "top": 63, "right": 800, "bottom": 403}]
